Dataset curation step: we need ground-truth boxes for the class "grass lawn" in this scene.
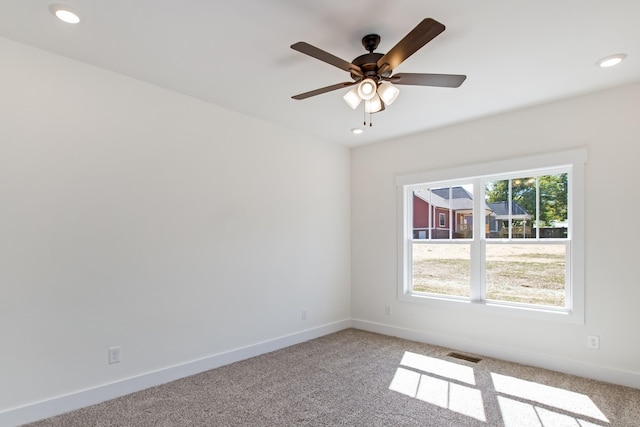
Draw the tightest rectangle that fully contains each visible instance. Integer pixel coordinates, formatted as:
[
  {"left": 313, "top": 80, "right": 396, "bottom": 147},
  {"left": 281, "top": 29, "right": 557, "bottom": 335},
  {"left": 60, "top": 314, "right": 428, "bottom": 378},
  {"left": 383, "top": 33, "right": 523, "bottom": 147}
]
[{"left": 412, "top": 243, "right": 566, "bottom": 307}]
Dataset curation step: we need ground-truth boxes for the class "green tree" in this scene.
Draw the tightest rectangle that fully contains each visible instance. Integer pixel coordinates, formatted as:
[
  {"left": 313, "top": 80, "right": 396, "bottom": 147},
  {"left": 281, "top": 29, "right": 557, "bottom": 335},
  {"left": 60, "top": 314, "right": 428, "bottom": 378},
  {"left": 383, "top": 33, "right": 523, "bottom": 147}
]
[{"left": 485, "top": 173, "right": 567, "bottom": 226}]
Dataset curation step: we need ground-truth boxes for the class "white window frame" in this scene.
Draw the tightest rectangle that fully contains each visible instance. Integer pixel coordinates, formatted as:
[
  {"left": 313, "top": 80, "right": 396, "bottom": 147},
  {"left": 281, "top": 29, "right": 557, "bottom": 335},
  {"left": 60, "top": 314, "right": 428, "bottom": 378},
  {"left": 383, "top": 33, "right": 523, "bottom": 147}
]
[
  {"left": 438, "top": 212, "right": 446, "bottom": 227},
  {"left": 396, "top": 148, "right": 587, "bottom": 324}
]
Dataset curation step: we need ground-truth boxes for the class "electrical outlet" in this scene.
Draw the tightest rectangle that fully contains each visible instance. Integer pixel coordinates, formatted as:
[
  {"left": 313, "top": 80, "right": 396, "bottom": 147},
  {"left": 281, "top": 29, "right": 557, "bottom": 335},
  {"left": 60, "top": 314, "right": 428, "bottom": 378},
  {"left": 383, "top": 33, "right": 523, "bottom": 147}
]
[
  {"left": 108, "top": 346, "right": 121, "bottom": 364},
  {"left": 587, "top": 335, "right": 600, "bottom": 350},
  {"left": 301, "top": 308, "right": 308, "bottom": 320},
  {"left": 385, "top": 305, "right": 392, "bottom": 315}
]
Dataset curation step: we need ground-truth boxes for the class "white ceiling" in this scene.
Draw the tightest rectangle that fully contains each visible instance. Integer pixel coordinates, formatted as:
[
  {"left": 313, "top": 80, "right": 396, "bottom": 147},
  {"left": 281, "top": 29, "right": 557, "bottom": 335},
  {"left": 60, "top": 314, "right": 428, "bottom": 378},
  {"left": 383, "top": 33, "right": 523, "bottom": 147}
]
[{"left": 1, "top": 0, "right": 639, "bottom": 146}]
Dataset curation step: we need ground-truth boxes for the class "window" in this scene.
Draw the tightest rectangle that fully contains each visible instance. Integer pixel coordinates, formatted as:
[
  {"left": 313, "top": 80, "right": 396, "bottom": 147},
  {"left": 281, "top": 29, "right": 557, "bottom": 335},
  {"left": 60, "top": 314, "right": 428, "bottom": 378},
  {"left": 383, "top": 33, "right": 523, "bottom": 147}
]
[{"left": 397, "top": 149, "right": 586, "bottom": 323}]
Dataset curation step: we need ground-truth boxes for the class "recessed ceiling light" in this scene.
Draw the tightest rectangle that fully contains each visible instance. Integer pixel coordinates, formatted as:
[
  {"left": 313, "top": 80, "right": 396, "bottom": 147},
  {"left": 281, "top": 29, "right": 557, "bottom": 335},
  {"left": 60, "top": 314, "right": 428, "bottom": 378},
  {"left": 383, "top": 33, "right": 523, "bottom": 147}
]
[
  {"left": 351, "top": 128, "right": 364, "bottom": 135},
  {"left": 50, "top": 5, "right": 80, "bottom": 24},
  {"left": 596, "top": 53, "right": 627, "bottom": 68}
]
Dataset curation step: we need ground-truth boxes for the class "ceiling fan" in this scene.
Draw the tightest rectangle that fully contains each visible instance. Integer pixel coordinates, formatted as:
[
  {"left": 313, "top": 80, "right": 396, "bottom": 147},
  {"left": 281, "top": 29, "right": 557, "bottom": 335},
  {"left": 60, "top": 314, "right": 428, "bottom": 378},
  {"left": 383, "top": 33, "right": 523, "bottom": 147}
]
[{"left": 291, "top": 18, "right": 466, "bottom": 116}]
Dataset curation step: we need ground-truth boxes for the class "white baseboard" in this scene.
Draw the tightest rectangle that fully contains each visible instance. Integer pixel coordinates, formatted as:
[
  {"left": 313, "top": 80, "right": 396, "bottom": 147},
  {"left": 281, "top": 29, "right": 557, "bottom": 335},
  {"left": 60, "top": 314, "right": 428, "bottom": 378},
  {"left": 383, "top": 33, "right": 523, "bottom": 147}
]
[
  {"left": 352, "top": 319, "right": 640, "bottom": 389},
  {"left": 0, "top": 319, "right": 352, "bottom": 427},
  {"left": 5, "top": 318, "right": 638, "bottom": 426}
]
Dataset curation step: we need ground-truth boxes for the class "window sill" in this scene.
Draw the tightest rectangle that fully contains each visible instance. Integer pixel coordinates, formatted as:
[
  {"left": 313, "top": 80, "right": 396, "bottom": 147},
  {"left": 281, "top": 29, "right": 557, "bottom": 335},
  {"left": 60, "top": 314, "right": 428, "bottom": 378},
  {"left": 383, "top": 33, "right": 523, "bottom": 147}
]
[{"left": 398, "top": 292, "right": 585, "bottom": 325}]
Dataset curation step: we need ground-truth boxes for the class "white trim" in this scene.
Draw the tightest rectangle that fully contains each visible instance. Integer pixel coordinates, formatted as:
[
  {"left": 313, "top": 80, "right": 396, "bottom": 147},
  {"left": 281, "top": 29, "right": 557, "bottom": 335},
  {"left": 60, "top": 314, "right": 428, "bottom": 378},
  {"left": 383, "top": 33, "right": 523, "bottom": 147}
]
[
  {"left": 0, "top": 320, "right": 352, "bottom": 427},
  {"left": 395, "top": 148, "right": 588, "bottom": 187},
  {"left": 397, "top": 289, "right": 583, "bottom": 324},
  {"left": 352, "top": 319, "right": 640, "bottom": 390}
]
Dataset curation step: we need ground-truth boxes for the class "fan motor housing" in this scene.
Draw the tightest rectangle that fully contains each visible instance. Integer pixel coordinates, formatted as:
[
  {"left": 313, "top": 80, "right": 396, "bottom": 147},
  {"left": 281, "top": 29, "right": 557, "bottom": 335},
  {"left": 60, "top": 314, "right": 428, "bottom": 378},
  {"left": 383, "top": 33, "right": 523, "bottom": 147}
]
[{"left": 351, "top": 52, "right": 389, "bottom": 80}]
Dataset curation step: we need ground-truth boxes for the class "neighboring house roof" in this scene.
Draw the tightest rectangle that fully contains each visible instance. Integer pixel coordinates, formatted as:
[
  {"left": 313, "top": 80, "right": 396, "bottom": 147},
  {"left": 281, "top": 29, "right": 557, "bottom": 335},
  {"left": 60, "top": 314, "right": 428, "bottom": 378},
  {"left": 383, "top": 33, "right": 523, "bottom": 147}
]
[
  {"left": 414, "top": 189, "right": 449, "bottom": 209},
  {"left": 450, "top": 198, "right": 474, "bottom": 212},
  {"left": 486, "top": 201, "right": 531, "bottom": 220},
  {"left": 432, "top": 187, "right": 473, "bottom": 200},
  {"left": 414, "top": 187, "right": 531, "bottom": 220},
  {"left": 413, "top": 187, "right": 485, "bottom": 215}
]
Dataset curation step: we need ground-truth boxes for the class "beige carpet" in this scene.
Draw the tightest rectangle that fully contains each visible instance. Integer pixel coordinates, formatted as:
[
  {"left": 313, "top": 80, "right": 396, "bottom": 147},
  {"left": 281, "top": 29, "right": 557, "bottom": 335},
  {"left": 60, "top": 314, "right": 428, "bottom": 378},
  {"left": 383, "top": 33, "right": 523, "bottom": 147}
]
[{"left": 25, "top": 329, "right": 640, "bottom": 426}]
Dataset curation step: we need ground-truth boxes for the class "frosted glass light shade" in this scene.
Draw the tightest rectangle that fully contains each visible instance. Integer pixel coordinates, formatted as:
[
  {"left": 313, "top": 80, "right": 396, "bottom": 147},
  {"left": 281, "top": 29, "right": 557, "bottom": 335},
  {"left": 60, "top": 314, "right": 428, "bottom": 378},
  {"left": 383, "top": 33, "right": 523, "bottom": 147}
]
[
  {"left": 357, "top": 78, "right": 377, "bottom": 100},
  {"left": 343, "top": 87, "right": 361, "bottom": 109},
  {"left": 364, "top": 93, "right": 383, "bottom": 113},
  {"left": 378, "top": 82, "right": 400, "bottom": 105}
]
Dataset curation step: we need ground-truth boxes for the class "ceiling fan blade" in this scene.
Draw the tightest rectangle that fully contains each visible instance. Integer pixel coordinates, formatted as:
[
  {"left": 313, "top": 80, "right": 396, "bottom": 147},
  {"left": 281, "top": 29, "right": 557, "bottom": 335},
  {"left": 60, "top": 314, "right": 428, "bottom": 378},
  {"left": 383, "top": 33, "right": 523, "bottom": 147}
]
[
  {"left": 292, "top": 82, "right": 356, "bottom": 100},
  {"left": 376, "top": 18, "right": 446, "bottom": 74},
  {"left": 387, "top": 73, "right": 466, "bottom": 88},
  {"left": 291, "top": 42, "right": 363, "bottom": 76}
]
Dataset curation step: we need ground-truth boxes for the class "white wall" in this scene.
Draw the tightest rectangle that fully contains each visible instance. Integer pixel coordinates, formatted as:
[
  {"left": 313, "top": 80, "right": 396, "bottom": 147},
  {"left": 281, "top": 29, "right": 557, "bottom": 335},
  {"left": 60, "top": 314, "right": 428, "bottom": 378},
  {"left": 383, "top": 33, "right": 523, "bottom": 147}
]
[
  {"left": 2, "top": 30, "right": 639, "bottom": 424},
  {"left": 0, "top": 36, "right": 351, "bottom": 416},
  {"left": 351, "top": 82, "right": 640, "bottom": 386}
]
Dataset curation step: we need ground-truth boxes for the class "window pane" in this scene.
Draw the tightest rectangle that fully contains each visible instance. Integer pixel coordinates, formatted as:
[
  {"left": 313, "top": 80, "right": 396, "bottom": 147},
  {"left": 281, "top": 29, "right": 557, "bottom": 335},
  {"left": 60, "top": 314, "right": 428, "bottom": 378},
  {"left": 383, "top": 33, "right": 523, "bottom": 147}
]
[
  {"left": 539, "top": 173, "right": 568, "bottom": 238},
  {"left": 485, "top": 178, "right": 535, "bottom": 239},
  {"left": 451, "top": 185, "right": 474, "bottom": 239},
  {"left": 485, "top": 179, "right": 508, "bottom": 239},
  {"left": 430, "top": 187, "right": 451, "bottom": 239},
  {"left": 485, "top": 244, "right": 566, "bottom": 307},
  {"left": 510, "top": 177, "right": 535, "bottom": 238},
  {"left": 412, "top": 244, "right": 470, "bottom": 297},
  {"left": 412, "top": 189, "right": 431, "bottom": 239},
  {"left": 413, "top": 186, "right": 474, "bottom": 240}
]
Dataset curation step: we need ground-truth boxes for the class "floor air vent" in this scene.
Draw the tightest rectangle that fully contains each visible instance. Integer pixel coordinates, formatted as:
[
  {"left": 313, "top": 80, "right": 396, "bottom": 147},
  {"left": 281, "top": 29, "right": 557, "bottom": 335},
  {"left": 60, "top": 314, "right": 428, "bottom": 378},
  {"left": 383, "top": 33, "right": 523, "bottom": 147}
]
[{"left": 447, "top": 352, "right": 482, "bottom": 363}]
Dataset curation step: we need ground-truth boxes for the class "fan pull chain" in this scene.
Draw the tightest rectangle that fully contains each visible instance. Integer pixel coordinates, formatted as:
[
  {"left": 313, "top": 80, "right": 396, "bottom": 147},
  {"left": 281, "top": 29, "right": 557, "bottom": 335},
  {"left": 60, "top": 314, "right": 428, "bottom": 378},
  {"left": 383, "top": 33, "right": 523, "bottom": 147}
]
[{"left": 362, "top": 104, "right": 373, "bottom": 127}]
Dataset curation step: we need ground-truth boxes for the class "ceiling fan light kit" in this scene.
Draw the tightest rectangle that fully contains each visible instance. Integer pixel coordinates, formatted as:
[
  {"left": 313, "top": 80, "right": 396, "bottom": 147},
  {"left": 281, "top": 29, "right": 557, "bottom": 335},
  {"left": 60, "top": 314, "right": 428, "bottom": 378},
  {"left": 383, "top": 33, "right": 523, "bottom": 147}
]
[
  {"left": 357, "top": 78, "right": 378, "bottom": 100},
  {"left": 377, "top": 82, "right": 400, "bottom": 105},
  {"left": 343, "top": 87, "right": 362, "bottom": 109},
  {"left": 291, "top": 18, "right": 466, "bottom": 126},
  {"left": 364, "top": 94, "right": 383, "bottom": 114}
]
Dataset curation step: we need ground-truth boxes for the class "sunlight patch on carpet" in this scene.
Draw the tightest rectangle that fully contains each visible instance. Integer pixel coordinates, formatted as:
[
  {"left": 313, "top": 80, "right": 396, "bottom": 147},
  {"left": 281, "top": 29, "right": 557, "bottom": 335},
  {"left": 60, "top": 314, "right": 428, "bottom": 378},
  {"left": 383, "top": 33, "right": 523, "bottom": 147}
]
[
  {"left": 492, "top": 373, "right": 609, "bottom": 424},
  {"left": 400, "top": 351, "right": 476, "bottom": 385},
  {"left": 389, "top": 352, "right": 486, "bottom": 422},
  {"left": 497, "top": 396, "right": 606, "bottom": 427},
  {"left": 388, "top": 351, "right": 612, "bottom": 425}
]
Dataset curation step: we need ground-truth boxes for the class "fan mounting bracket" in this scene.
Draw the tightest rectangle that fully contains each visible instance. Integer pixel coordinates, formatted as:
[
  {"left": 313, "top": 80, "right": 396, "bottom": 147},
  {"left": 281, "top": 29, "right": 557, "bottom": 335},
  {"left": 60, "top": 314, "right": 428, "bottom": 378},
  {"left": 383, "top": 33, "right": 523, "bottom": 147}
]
[{"left": 361, "top": 34, "right": 381, "bottom": 53}]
